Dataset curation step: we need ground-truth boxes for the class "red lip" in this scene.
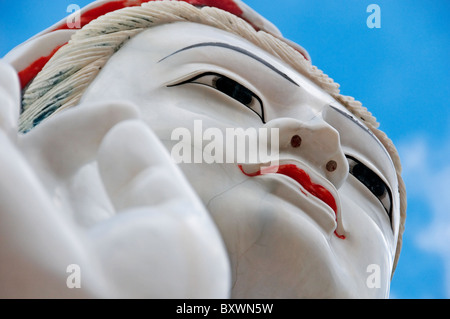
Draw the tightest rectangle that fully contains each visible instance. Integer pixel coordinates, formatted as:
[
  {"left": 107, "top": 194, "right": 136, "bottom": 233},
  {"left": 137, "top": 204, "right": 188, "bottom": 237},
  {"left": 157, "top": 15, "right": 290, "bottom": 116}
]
[{"left": 238, "top": 164, "right": 345, "bottom": 239}]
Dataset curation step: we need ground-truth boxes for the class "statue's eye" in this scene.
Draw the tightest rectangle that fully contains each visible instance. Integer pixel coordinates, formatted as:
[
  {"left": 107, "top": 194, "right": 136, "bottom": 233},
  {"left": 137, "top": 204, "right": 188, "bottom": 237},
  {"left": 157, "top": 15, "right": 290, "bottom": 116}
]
[
  {"left": 346, "top": 155, "right": 393, "bottom": 224},
  {"left": 168, "top": 72, "right": 265, "bottom": 123}
]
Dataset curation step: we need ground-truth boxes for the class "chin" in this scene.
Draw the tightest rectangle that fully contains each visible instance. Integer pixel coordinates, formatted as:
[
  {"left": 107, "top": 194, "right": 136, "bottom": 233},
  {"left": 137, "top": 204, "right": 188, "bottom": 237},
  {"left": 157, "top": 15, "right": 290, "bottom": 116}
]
[{"left": 206, "top": 189, "right": 332, "bottom": 298}]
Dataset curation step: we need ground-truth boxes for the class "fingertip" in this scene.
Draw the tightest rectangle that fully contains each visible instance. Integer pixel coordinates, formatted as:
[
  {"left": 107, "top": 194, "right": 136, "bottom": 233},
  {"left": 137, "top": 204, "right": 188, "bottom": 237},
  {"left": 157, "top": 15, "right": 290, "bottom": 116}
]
[{"left": 97, "top": 119, "right": 175, "bottom": 203}]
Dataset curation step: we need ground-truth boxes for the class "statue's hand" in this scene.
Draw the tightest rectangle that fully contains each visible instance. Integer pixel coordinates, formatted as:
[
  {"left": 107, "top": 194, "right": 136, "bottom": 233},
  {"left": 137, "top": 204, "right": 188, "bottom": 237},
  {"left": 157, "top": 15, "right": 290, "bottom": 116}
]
[
  {"left": 89, "top": 119, "right": 231, "bottom": 298},
  {"left": 0, "top": 60, "right": 230, "bottom": 298}
]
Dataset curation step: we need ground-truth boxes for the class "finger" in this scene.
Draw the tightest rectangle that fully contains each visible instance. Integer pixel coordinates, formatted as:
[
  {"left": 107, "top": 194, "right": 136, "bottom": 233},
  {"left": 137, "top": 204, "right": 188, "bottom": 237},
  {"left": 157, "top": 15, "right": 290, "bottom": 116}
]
[
  {"left": 97, "top": 120, "right": 199, "bottom": 211},
  {"left": 0, "top": 131, "right": 102, "bottom": 298},
  {"left": 94, "top": 121, "right": 231, "bottom": 297},
  {"left": 0, "top": 60, "right": 20, "bottom": 139},
  {"left": 19, "top": 100, "right": 140, "bottom": 179},
  {"left": 88, "top": 205, "right": 231, "bottom": 298}
]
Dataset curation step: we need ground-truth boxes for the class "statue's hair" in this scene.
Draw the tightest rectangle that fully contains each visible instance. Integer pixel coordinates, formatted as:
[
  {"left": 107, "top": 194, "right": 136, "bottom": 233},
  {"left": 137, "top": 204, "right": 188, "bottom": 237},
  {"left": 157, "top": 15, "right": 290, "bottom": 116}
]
[{"left": 19, "top": 0, "right": 406, "bottom": 273}]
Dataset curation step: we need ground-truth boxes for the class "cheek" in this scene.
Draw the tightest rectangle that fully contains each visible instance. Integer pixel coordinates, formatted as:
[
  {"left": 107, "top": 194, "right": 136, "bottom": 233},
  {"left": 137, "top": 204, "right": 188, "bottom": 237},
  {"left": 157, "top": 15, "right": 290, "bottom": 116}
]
[
  {"left": 339, "top": 179, "right": 395, "bottom": 255},
  {"left": 337, "top": 184, "right": 395, "bottom": 291},
  {"left": 179, "top": 162, "right": 246, "bottom": 204}
]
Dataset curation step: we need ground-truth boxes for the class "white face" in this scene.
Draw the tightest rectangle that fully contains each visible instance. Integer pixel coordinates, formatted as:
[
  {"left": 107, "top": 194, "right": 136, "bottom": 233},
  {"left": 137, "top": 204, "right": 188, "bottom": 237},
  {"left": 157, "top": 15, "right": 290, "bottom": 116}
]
[{"left": 81, "top": 22, "right": 400, "bottom": 298}]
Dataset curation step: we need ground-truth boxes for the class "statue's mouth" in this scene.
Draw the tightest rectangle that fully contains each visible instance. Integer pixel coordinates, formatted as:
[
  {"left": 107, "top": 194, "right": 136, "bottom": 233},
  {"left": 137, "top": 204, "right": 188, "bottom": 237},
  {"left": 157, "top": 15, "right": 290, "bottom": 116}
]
[{"left": 238, "top": 163, "right": 345, "bottom": 239}]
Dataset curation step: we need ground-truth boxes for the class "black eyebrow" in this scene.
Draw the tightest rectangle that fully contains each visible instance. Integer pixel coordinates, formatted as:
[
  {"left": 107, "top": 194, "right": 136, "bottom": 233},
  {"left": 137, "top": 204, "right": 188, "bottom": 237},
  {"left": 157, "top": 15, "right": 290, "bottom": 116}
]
[{"left": 158, "top": 42, "right": 299, "bottom": 87}]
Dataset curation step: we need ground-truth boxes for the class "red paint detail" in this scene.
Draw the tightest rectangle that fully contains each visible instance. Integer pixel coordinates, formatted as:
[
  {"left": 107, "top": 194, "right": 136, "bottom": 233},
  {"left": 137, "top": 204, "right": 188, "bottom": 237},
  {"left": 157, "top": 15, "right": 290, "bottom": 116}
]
[
  {"left": 334, "top": 229, "right": 346, "bottom": 240},
  {"left": 238, "top": 164, "right": 345, "bottom": 239},
  {"left": 18, "top": 43, "right": 67, "bottom": 89},
  {"left": 184, "top": 0, "right": 243, "bottom": 16}
]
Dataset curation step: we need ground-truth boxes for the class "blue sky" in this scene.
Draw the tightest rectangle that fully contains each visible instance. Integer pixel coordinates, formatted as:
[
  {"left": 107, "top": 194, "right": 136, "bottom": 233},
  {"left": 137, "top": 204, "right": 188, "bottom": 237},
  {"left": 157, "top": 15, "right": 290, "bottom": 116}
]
[{"left": 1, "top": 0, "right": 449, "bottom": 298}]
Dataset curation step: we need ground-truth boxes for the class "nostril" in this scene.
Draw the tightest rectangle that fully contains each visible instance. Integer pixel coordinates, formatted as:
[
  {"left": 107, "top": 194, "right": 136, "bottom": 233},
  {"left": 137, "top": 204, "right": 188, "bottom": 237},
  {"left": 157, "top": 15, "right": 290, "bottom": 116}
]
[
  {"left": 326, "top": 160, "right": 337, "bottom": 172},
  {"left": 290, "top": 135, "right": 302, "bottom": 148}
]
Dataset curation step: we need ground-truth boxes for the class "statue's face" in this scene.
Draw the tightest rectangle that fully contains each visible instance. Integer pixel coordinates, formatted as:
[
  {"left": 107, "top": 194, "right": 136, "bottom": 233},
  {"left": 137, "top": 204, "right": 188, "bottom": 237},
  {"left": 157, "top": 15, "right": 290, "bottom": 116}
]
[{"left": 81, "top": 22, "right": 400, "bottom": 298}]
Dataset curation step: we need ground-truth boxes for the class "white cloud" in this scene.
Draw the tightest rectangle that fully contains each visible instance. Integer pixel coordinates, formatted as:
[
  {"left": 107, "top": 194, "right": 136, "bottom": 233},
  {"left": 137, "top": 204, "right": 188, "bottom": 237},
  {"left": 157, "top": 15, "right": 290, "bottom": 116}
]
[{"left": 398, "top": 134, "right": 450, "bottom": 297}]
